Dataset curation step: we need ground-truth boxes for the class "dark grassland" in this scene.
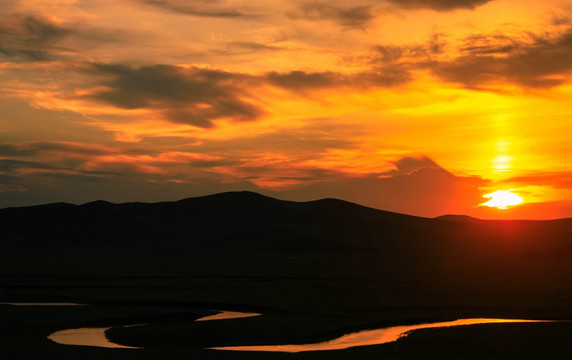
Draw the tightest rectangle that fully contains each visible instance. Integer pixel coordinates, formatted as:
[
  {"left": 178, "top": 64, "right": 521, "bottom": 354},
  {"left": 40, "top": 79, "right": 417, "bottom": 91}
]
[{"left": 1, "top": 191, "right": 572, "bottom": 359}]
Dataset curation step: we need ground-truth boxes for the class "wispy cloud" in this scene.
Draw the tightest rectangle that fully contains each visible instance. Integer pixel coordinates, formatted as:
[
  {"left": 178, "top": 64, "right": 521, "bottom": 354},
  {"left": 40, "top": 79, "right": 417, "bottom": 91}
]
[
  {"left": 137, "top": 0, "right": 248, "bottom": 18},
  {"left": 0, "top": 15, "right": 72, "bottom": 62},
  {"left": 500, "top": 171, "right": 572, "bottom": 189},
  {"left": 366, "top": 27, "right": 572, "bottom": 90},
  {"left": 433, "top": 28, "right": 572, "bottom": 89},
  {"left": 290, "top": 1, "right": 375, "bottom": 28},
  {"left": 0, "top": 141, "right": 227, "bottom": 185},
  {"left": 379, "top": 156, "right": 441, "bottom": 177},
  {"left": 386, "top": 0, "right": 493, "bottom": 11},
  {"left": 0, "top": 142, "right": 114, "bottom": 157},
  {"left": 86, "top": 64, "right": 263, "bottom": 128},
  {"left": 266, "top": 69, "right": 411, "bottom": 90},
  {"left": 77, "top": 62, "right": 414, "bottom": 129}
]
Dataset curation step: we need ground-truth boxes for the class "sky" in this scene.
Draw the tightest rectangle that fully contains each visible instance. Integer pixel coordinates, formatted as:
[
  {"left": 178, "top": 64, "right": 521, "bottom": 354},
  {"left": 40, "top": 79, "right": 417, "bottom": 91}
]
[{"left": 1, "top": 0, "right": 572, "bottom": 219}]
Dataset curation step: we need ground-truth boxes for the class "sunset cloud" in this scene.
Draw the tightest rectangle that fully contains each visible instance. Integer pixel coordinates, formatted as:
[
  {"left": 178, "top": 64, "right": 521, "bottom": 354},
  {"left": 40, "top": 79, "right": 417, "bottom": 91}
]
[
  {"left": 380, "top": 156, "right": 441, "bottom": 177},
  {"left": 82, "top": 151, "right": 224, "bottom": 175},
  {"left": 0, "top": 142, "right": 114, "bottom": 157},
  {"left": 501, "top": 171, "right": 572, "bottom": 190},
  {"left": 387, "top": 0, "right": 493, "bottom": 11},
  {"left": 266, "top": 69, "right": 411, "bottom": 91},
  {"left": 0, "top": 14, "right": 72, "bottom": 62},
  {"left": 364, "top": 26, "right": 572, "bottom": 90},
  {"left": 0, "top": 139, "right": 235, "bottom": 205},
  {"left": 433, "top": 28, "right": 572, "bottom": 89},
  {"left": 87, "top": 64, "right": 263, "bottom": 128},
  {"left": 290, "top": 2, "right": 375, "bottom": 28},
  {"left": 137, "top": 0, "right": 248, "bottom": 18},
  {"left": 370, "top": 33, "right": 446, "bottom": 64},
  {"left": 0, "top": 158, "right": 61, "bottom": 173},
  {"left": 2, "top": 0, "right": 572, "bottom": 219},
  {"left": 277, "top": 155, "right": 489, "bottom": 217}
]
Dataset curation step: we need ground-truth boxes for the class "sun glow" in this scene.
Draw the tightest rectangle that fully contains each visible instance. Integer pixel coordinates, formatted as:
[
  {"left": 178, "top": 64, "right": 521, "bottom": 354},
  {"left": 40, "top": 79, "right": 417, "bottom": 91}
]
[{"left": 479, "top": 190, "right": 524, "bottom": 210}]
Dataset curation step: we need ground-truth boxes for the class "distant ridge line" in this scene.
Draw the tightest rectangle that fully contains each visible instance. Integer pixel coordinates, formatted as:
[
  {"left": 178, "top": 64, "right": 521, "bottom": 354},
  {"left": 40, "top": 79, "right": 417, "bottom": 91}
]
[
  {"left": 434, "top": 214, "right": 481, "bottom": 222},
  {"left": 2, "top": 191, "right": 572, "bottom": 221}
]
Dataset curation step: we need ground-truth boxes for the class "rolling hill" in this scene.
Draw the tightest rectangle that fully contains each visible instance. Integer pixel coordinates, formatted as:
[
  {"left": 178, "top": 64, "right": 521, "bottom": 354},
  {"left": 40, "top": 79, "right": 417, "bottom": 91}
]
[
  {"left": 1, "top": 191, "right": 572, "bottom": 356},
  {"left": 2, "top": 191, "right": 571, "bottom": 311}
]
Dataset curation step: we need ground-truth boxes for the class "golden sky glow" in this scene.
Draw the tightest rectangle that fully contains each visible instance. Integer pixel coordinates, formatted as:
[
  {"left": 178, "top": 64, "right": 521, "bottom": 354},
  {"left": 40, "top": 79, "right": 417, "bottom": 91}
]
[{"left": 1, "top": 0, "right": 572, "bottom": 219}]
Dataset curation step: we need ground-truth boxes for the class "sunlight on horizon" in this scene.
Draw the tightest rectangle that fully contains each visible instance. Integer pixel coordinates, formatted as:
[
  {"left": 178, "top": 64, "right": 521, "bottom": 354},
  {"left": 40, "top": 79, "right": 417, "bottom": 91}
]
[{"left": 479, "top": 190, "right": 524, "bottom": 210}]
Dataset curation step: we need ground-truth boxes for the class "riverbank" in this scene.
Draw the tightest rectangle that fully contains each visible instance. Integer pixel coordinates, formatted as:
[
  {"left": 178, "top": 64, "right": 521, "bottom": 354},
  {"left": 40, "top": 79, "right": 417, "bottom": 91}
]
[
  {"left": 2, "top": 298, "right": 572, "bottom": 359},
  {"left": 2, "top": 193, "right": 572, "bottom": 358},
  {"left": 2, "top": 271, "right": 572, "bottom": 359}
]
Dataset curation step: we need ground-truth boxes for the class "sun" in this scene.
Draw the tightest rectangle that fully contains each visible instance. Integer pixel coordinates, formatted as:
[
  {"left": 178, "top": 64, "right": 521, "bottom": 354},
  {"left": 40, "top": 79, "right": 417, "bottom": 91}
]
[{"left": 479, "top": 190, "right": 524, "bottom": 209}]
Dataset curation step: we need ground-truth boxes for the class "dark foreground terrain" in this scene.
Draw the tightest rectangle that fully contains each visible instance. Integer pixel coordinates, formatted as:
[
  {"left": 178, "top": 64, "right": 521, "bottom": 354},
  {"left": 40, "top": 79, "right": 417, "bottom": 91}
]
[{"left": 1, "top": 191, "right": 572, "bottom": 359}]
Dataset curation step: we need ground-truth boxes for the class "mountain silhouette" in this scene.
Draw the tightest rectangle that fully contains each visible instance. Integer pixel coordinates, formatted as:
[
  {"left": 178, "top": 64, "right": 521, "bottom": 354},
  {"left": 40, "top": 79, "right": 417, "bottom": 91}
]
[
  {"left": 1, "top": 191, "right": 572, "bottom": 319},
  {"left": 1, "top": 191, "right": 419, "bottom": 249}
]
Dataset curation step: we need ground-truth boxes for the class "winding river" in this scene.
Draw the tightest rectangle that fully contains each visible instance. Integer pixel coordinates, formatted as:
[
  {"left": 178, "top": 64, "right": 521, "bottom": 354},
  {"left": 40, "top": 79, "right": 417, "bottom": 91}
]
[
  {"left": 47, "top": 310, "right": 260, "bottom": 349},
  {"left": 211, "top": 318, "right": 549, "bottom": 352},
  {"left": 46, "top": 311, "right": 550, "bottom": 351},
  {"left": 48, "top": 326, "right": 142, "bottom": 349}
]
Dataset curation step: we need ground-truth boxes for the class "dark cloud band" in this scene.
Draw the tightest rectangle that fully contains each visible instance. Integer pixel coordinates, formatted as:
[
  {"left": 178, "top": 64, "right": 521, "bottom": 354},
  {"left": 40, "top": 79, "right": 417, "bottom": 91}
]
[
  {"left": 291, "top": 2, "right": 375, "bottom": 28},
  {"left": 138, "top": 0, "right": 246, "bottom": 18},
  {"left": 387, "top": 0, "right": 493, "bottom": 11},
  {"left": 87, "top": 64, "right": 263, "bottom": 128},
  {"left": 0, "top": 15, "right": 72, "bottom": 62}
]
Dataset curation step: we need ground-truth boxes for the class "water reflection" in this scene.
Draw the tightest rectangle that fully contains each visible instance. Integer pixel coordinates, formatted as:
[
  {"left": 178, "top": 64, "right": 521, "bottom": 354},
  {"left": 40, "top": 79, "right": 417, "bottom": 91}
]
[
  {"left": 48, "top": 310, "right": 260, "bottom": 349},
  {"left": 196, "top": 311, "right": 261, "bottom": 321},
  {"left": 211, "top": 318, "right": 548, "bottom": 352},
  {"left": 48, "top": 327, "right": 141, "bottom": 349}
]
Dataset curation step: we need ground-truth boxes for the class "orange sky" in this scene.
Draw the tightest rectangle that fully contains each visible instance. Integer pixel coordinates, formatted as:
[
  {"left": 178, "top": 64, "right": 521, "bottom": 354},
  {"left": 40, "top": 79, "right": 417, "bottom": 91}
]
[{"left": 1, "top": 0, "right": 572, "bottom": 219}]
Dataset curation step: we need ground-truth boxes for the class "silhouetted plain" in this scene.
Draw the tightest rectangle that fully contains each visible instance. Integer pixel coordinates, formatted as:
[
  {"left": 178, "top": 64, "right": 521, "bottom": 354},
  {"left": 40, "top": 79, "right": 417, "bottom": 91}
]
[{"left": 1, "top": 191, "right": 571, "bottom": 359}]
